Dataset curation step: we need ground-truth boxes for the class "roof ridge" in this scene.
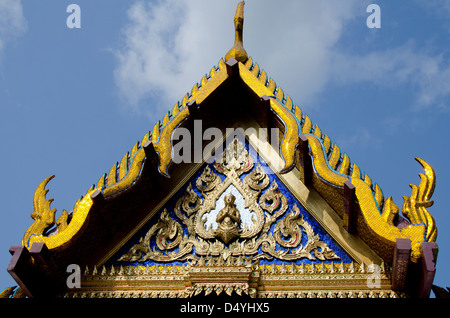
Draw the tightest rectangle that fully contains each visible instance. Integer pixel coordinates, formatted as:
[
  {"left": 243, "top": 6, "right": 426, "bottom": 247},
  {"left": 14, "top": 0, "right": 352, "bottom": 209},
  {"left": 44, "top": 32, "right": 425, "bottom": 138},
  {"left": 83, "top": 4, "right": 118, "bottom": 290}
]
[
  {"left": 73, "top": 58, "right": 227, "bottom": 207},
  {"left": 243, "top": 56, "right": 385, "bottom": 211}
]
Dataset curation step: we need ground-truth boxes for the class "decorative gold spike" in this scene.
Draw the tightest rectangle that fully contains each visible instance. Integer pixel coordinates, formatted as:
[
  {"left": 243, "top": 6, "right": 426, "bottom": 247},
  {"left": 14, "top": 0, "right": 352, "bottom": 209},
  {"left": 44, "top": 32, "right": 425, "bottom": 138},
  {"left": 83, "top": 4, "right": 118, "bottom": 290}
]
[
  {"left": 244, "top": 56, "right": 253, "bottom": 69},
  {"left": 22, "top": 175, "right": 57, "bottom": 247},
  {"left": 225, "top": 1, "right": 248, "bottom": 63},
  {"left": 218, "top": 58, "right": 226, "bottom": 70},
  {"left": 107, "top": 162, "right": 117, "bottom": 186},
  {"left": 348, "top": 262, "right": 355, "bottom": 273},
  {"left": 382, "top": 197, "right": 399, "bottom": 225},
  {"left": 141, "top": 131, "right": 150, "bottom": 147},
  {"left": 270, "top": 265, "right": 277, "bottom": 274},
  {"left": 338, "top": 262, "right": 345, "bottom": 274},
  {"left": 210, "top": 65, "right": 217, "bottom": 78},
  {"left": 313, "top": 125, "right": 322, "bottom": 139},
  {"left": 181, "top": 93, "right": 189, "bottom": 107},
  {"left": 302, "top": 115, "right": 312, "bottom": 134},
  {"left": 289, "top": 264, "right": 296, "bottom": 274},
  {"left": 298, "top": 262, "right": 305, "bottom": 274},
  {"left": 318, "top": 263, "right": 326, "bottom": 273},
  {"left": 172, "top": 102, "right": 180, "bottom": 117},
  {"left": 251, "top": 62, "right": 260, "bottom": 77},
  {"left": 84, "top": 266, "right": 89, "bottom": 275},
  {"left": 328, "top": 145, "right": 341, "bottom": 170},
  {"left": 329, "top": 262, "right": 336, "bottom": 274},
  {"left": 191, "top": 83, "right": 199, "bottom": 97},
  {"left": 285, "top": 96, "right": 293, "bottom": 110},
  {"left": 339, "top": 153, "right": 350, "bottom": 175},
  {"left": 56, "top": 210, "right": 69, "bottom": 232},
  {"left": 293, "top": 105, "right": 302, "bottom": 122},
  {"left": 276, "top": 86, "right": 284, "bottom": 101},
  {"left": 359, "top": 262, "right": 366, "bottom": 273},
  {"left": 92, "top": 266, "right": 98, "bottom": 275},
  {"left": 118, "top": 152, "right": 128, "bottom": 181},
  {"left": 402, "top": 157, "right": 437, "bottom": 242},
  {"left": 374, "top": 184, "right": 384, "bottom": 208},
  {"left": 126, "top": 266, "right": 134, "bottom": 275},
  {"left": 201, "top": 74, "right": 208, "bottom": 88},
  {"left": 323, "top": 135, "right": 331, "bottom": 153},
  {"left": 151, "top": 121, "right": 160, "bottom": 143},
  {"left": 259, "top": 70, "right": 268, "bottom": 86},
  {"left": 162, "top": 111, "right": 170, "bottom": 127},
  {"left": 351, "top": 163, "right": 361, "bottom": 179},
  {"left": 267, "top": 78, "right": 276, "bottom": 93},
  {"left": 96, "top": 173, "right": 106, "bottom": 190},
  {"left": 364, "top": 173, "right": 372, "bottom": 187}
]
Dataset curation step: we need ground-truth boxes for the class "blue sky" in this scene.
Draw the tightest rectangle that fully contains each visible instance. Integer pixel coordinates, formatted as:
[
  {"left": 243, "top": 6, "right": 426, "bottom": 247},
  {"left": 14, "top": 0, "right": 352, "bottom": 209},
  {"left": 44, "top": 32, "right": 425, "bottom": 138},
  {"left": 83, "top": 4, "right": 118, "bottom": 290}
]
[{"left": 0, "top": 0, "right": 449, "bottom": 296}]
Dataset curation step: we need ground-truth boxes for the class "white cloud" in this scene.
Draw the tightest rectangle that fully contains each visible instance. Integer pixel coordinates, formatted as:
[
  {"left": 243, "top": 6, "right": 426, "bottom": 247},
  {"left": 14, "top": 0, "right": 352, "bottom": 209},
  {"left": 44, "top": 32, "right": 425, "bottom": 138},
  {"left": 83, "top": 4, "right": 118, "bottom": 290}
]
[
  {"left": 331, "top": 42, "right": 450, "bottom": 111},
  {"left": 113, "top": 0, "right": 450, "bottom": 120},
  {"left": 113, "top": 0, "right": 236, "bottom": 116},
  {"left": 0, "top": 0, "right": 26, "bottom": 55},
  {"left": 338, "top": 127, "right": 382, "bottom": 150},
  {"left": 113, "top": 0, "right": 363, "bottom": 118}
]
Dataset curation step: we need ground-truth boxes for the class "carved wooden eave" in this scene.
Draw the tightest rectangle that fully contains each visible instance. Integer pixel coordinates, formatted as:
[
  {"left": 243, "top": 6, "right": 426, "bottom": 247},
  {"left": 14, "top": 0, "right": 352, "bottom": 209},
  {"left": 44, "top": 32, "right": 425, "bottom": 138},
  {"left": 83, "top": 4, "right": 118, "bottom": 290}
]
[{"left": 6, "top": 3, "right": 439, "bottom": 299}]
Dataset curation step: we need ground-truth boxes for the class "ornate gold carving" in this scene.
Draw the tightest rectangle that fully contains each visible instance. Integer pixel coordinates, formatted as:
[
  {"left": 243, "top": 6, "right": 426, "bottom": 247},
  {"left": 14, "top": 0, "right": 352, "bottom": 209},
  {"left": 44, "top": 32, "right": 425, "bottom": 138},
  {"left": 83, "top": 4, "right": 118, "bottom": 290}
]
[
  {"left": 27, "top": 187, "right": 97, "bottom": 250},
  {"left": 22, "top": 175, "right": 57, "bottom": 247},
  {"left": 272, "top": 204, "right": 339, "bottom": 261},
  {"left": 244, "top": 163, "right": 270, "bottom": 193},
  {"left": 189, "top": 283, "right": 250, "bottom": 297},
  {"left": 196, "top": 165, "right": 220, "bottom": 194},
  {"left": 118, "top": 138, "right": 340, "bottom": 263},
  {"left": 214, "top": 136, "right": 254, "bottom": 176},
  {"left": 402, "top": 157, "right": 437, "bottom": 242},
  {"left": 56, "top": 210, "right": 69, "bottom": 232},
  {"left": 300, "top": 133, "right": 437, "bottom": 262},
  {"left": 65, "top": 259, "right": 396, "bottom": 299}
]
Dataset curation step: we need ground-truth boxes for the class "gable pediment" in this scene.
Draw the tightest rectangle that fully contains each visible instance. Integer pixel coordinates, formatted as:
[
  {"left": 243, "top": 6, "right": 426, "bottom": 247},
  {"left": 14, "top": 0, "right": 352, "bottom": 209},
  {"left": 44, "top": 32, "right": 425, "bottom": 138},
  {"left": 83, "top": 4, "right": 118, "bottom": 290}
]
[{"left": 66, "top": 136, "right": 394, "bottom": 298}]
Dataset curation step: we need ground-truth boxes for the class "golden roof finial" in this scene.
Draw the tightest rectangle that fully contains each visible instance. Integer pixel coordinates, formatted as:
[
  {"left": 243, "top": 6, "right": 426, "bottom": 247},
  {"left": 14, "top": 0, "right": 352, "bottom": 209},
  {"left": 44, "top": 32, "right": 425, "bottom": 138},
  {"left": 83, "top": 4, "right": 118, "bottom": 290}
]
[{"left": 225, "top": 1, "right": 248, "bottom": 63}]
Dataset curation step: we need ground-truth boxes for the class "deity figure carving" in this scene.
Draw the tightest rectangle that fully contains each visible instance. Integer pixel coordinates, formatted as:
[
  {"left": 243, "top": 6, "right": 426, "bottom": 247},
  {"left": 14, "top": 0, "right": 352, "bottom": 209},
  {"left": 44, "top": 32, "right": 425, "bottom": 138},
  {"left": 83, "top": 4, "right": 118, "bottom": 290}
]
[{"left": 214, "top": 193, "right": 242, "bottom": 243}]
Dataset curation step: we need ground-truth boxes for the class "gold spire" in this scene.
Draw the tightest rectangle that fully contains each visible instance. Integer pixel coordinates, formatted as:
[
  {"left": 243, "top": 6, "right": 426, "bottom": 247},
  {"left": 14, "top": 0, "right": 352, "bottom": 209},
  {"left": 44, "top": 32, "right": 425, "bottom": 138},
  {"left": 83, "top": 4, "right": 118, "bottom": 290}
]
[{"left": 225, "top": 1, "right": 248, "bottom": 63}]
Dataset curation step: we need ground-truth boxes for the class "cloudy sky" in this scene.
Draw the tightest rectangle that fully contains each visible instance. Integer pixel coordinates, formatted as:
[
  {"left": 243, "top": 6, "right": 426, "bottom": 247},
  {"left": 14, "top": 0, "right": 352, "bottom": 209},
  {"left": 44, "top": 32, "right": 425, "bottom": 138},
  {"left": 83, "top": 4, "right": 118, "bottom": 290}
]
[{"left": 0, "top": 0, "right": 449, "bottom": 295}]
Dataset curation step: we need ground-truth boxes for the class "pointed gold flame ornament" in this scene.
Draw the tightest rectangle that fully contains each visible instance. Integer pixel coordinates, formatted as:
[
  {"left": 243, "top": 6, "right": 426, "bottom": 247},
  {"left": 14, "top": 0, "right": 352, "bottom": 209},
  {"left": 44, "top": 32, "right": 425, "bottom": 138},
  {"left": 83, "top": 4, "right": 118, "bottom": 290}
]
[{"left": 225, "top": 1, "right": 248, "bottom": 63}]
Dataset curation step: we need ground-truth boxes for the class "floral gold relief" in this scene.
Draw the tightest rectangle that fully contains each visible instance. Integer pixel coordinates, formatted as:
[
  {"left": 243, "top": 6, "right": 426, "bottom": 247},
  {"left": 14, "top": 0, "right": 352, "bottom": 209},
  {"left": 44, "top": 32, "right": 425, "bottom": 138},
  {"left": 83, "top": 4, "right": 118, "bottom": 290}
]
[{"left": 118, "top": 138, "right": 340, "bottom": 264}]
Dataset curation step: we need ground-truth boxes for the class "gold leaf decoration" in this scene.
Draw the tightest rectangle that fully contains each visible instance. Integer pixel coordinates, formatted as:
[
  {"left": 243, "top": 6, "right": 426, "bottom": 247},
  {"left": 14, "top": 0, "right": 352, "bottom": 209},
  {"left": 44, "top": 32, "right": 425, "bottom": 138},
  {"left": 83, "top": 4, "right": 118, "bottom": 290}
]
[{"left": 22, "top": 175, "right": 57, "bottom": 247}]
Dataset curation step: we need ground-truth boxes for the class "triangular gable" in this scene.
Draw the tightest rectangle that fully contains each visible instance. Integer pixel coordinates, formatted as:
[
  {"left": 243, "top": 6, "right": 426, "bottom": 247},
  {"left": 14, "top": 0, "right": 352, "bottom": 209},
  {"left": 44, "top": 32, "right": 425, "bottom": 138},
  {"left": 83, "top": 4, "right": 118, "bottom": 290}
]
[
  {"left": 7, "top": 2, "right": 438, "bottom": 298},
  {"left": 104, "top": 136, "right": 382, "bottom": 268}
]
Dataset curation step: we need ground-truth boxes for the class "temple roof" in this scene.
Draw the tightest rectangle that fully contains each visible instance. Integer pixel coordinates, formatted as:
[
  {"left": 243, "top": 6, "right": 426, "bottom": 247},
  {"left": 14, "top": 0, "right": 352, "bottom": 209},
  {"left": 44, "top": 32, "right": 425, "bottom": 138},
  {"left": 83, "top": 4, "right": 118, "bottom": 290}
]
[{"left": 5, "top": 2, "right": 438, "bottom": 299}]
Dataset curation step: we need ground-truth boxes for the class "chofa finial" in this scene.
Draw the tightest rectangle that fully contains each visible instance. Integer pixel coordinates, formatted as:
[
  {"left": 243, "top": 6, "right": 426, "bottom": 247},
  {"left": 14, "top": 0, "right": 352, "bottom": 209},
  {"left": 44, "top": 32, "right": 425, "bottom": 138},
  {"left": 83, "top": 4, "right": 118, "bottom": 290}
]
[{"left": 225, "top": 1, "right": 248, "bottom": 63}]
